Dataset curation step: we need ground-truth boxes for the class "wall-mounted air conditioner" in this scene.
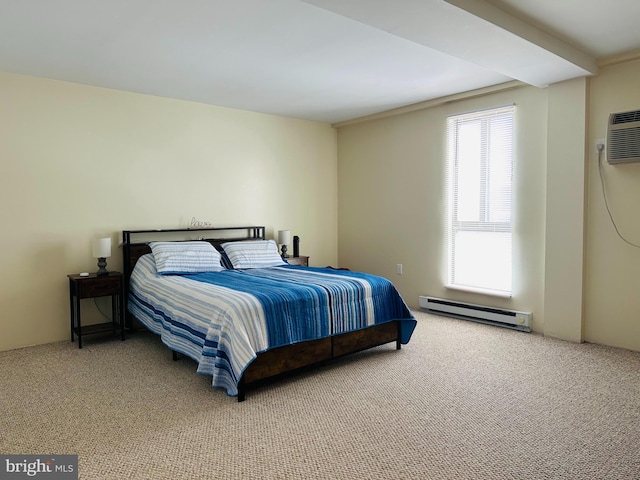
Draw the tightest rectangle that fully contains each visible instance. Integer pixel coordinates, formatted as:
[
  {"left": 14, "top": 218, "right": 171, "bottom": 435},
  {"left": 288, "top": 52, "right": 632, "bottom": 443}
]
[{"left": 607, "top": 109, "right": 640, "bottom": 164}]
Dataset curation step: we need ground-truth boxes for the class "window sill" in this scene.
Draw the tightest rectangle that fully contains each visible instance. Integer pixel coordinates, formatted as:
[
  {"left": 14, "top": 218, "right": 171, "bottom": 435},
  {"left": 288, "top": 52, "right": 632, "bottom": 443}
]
[{"left": 445, "top": 284, "right": 512, "bottom": 298}]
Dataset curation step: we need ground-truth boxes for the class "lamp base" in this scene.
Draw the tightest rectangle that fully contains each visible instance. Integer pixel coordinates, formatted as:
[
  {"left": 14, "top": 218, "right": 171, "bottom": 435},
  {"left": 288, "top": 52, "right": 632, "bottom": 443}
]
[
  {"left": 96, "top": 257, "right": 108, "bottom": 276},
  {"left": 280, "top": 245, "right": 289, "bottom": 258}
]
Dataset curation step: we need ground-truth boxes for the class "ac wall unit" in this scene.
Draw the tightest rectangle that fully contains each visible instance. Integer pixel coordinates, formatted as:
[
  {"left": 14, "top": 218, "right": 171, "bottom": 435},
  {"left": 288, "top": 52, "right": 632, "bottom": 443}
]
[
  {"left": 607, "top": 109, "right": 640, "bottom": 164},
  {"left": 419, "top": 296, "right": 531, "bottom": 332}
]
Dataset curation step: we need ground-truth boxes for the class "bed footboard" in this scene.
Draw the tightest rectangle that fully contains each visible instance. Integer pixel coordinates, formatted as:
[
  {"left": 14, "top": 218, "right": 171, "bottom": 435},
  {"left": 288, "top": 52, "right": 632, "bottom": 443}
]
[{"left": 237, "top": 320, "right": 401, "bottom": 402}]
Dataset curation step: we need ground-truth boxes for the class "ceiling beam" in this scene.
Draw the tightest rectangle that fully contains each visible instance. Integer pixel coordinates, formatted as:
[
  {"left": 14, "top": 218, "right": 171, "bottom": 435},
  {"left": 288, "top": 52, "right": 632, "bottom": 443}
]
[
  {"left": 302, "top": 0, "right": 598, "bottom": 87},
  {"left": 445, "top": 0, "right": 598, "bottom": 80}
]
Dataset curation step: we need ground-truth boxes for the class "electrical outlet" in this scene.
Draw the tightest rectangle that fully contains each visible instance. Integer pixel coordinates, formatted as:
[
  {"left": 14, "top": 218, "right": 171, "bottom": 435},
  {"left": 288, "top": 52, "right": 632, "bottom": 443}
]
[
  {"left": 396, "top": 264, "right": 403, "bottom": 275},
  {"left": 596, "top": 138, "right": 605, "bottom": 151}
]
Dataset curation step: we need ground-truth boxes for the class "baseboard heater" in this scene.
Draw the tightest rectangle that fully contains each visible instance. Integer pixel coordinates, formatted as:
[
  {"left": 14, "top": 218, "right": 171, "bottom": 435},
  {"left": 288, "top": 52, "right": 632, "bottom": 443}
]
[{"left": 419, "top": 296, "right": 532, "bottom": 332}]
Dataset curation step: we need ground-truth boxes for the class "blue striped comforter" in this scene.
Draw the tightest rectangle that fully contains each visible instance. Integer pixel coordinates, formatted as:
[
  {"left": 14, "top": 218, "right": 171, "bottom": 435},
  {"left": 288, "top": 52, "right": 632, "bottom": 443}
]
[{"left": 129, "top": 254, "right": 416, "bottom": 396}]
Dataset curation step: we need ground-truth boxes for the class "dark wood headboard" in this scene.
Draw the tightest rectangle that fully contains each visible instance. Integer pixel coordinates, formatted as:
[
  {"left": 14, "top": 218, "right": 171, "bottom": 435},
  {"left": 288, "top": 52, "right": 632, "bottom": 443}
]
[{"left": 122, "top": 226, "right": 266, "bottom": 324}]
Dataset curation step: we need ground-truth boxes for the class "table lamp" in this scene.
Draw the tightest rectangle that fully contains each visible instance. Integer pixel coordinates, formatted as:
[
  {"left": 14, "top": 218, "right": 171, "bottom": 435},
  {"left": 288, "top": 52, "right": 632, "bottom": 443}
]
[{"left": 93, "top": 237, "right": 112, "bottom": 276}]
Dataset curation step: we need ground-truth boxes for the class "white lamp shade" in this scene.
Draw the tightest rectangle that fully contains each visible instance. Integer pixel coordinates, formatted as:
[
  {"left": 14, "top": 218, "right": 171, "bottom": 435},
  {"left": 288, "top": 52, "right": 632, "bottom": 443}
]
[
  {"left": 93, "top": 237, "right": 112, "bottom": 258},
  {"left": 278, "top": 230, "right": 291, "bottom": 245}
]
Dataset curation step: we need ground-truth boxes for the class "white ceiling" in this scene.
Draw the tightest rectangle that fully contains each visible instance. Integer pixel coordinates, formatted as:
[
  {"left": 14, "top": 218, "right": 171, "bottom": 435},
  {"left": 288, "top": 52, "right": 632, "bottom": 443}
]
[{"left": 1, "top": 0, "right": 639, "bottom": 123}]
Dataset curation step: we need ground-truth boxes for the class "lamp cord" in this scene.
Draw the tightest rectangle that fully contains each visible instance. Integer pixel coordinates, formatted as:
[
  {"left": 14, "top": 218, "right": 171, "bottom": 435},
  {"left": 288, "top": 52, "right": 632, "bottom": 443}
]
[
  {"left": 93, "top": 298, "right": 113, "bottom": 322},
  {"left": 597, "top": 145, "right": 640, "bottom": 248}
]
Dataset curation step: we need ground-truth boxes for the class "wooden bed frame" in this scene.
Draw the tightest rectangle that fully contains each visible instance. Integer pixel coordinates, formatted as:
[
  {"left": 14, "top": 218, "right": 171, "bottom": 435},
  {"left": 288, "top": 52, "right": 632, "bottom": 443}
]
[{"left": 122, "top": 226, "right": 402, "bottom": 402}]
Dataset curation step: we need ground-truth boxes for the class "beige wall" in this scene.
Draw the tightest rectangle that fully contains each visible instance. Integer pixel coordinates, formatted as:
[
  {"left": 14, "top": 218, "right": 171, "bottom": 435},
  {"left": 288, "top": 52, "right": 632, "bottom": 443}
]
[
  {"left": 585, "top": 58, "right": 640, "bottom": 351},
  {"left": 5, "top": 57, "right": 640, "bottom": 354},
  {"left": 543, "top": 78, "right": 588, "bottom": 342},
  {"left": 0, "top": 72, "right": 338, "bottom": 352},
  {"left": 338, "top": 57, "right": 640, "bottom": 353},
  {"left": 337, "top": 85, "right": 548, "bottom": 331}
]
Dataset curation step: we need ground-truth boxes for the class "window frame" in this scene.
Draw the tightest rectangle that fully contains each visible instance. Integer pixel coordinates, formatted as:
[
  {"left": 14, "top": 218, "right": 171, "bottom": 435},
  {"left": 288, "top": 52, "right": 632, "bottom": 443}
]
[{"left": 446, "top": 105, "right": 515, "bottom": 296}]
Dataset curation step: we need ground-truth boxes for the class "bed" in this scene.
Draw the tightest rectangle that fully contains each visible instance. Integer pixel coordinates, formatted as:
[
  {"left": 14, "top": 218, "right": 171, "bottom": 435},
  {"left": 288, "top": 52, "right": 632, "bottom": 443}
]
[{"left": 123, "top": 226, "right": 416, "bottom": 401}]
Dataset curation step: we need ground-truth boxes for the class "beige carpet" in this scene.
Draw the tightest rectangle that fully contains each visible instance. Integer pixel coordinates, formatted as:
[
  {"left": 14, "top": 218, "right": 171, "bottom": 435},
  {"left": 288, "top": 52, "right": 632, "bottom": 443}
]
[{"left": 1, "top": 310, "right": 639, "bottom": 479}]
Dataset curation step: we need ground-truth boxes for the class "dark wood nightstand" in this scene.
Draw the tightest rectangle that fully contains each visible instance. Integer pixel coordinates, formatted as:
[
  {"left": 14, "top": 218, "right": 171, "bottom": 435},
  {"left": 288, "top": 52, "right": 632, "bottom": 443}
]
[
  {"left": 68, "top": 272, "right": 124, "bottom": 348},
  {"left": 286, "top": 256, "right": 309, "bottom": 267}
]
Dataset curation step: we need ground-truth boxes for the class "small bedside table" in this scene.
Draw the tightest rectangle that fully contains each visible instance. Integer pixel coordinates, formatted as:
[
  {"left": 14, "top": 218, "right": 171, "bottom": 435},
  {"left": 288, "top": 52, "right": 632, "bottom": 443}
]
[
  {"left": 286, "top": 256, "right": 309, "bottom": 267},
  {"left": 68, "top": 272, "right": 125, "bottom": 348}
]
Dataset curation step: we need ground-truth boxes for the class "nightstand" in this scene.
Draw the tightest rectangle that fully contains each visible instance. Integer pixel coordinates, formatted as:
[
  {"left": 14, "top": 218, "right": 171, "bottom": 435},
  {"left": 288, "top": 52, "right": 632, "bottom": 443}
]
[
  {"left": 68, "top": 272, "right": 124, "bottom": 348},
  {"left": 286, "top": 256, "right": 309, "bottom": 267}
]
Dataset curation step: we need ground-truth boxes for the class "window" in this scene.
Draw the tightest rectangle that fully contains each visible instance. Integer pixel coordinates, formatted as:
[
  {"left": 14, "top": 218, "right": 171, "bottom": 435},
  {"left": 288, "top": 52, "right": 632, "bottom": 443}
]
[{"left": 446, "top": 105, "right": 514, "bottom": 295}]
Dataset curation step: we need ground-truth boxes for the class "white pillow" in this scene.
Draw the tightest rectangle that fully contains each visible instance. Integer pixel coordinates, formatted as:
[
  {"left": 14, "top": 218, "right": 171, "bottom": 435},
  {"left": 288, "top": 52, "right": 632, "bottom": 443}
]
[
  {"left": 149, "top": 241, "right": 224, "bottom": 275},
  {"left": 221, "top": 240, "right": 286, "bottom": 269}
]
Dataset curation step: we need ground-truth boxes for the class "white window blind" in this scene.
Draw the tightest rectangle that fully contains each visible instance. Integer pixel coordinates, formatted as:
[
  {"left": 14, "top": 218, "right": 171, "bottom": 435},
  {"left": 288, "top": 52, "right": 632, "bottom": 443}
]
[{"left": 446, "top": 105, "right": 514, "bottom": 295}]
